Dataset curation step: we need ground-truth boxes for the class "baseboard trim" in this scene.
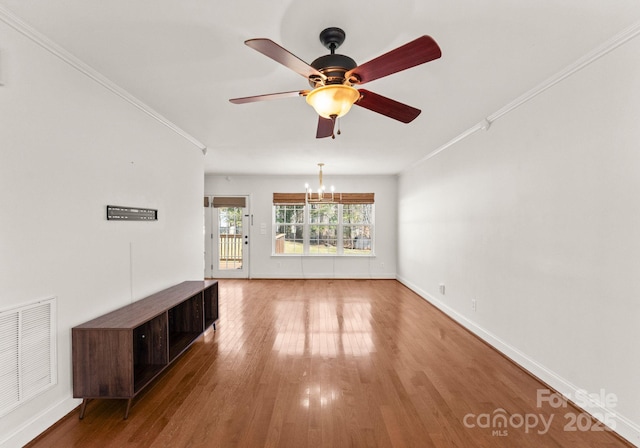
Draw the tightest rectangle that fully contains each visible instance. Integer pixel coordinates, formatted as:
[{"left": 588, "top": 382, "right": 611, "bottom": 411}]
[
  {"left": 0, "top": 397, "right": 80, "bottom": 448},
  {"left": 396, "top": 275, "right": 640, "bottom": 447}
]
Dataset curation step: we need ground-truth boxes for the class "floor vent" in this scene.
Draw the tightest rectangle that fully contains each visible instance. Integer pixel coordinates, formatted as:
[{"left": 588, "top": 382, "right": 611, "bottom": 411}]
[{"left": 0, "top": 297, "right": 56, "bottom": 417}]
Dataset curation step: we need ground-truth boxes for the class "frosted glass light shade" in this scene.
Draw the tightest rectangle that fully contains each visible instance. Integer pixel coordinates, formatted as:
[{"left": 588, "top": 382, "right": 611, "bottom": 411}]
[{"left": 305, "top": 85, "right": 360, "bottom": 119}]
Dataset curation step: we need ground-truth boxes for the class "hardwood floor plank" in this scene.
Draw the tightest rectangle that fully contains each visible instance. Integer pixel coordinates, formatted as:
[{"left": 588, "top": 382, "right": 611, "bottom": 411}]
[{"left": 27, "top": 279, "right": 633, "bottom": 448}]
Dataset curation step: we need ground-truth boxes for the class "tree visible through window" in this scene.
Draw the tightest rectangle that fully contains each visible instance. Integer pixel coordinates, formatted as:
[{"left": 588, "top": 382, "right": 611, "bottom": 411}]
[
  {"left": 309, "top": 203, "right": 338, "bottom": 254},
  {"left": 343, "top": 204, "right": 372, "bottom": 254}
]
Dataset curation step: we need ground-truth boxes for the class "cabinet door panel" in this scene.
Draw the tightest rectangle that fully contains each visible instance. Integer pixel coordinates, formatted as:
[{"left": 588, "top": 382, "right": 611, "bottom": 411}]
[
  {"left": 133, "top": 314, "right": 168, "bottom": 366},
  {"left": 73, "top": 329, "right": 133, "bottom": 398}
]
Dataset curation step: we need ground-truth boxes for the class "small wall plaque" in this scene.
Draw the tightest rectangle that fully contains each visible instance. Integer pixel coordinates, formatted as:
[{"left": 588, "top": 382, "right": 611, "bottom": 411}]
[{"left": 107, "top": 205, "right": 158, "bottom": 221}]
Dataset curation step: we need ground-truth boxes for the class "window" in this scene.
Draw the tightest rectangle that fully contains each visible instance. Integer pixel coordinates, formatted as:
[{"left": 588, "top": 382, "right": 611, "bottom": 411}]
[
  {"left": 273, "top": 193, "right": 374, "bottom": 256},
  {"left": 309, "top": 203, "right": 338, "bottom": 254},
  {"left": 274, "top": 204, "right": 305, "bottom": 254},
  {"left": 343, "top": 204, "right": 373, "bottom": 255}
]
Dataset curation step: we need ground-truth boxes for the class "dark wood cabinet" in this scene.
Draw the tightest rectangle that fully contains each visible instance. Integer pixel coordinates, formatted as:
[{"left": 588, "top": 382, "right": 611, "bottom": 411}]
[{"left": 72, "top": 280, "right": 218, "bottom": 419}]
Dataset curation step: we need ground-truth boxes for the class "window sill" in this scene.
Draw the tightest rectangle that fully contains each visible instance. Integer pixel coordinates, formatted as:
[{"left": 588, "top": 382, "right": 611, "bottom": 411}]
[{"left": 271, "top": 253, "right": 376, "bottom": 257}]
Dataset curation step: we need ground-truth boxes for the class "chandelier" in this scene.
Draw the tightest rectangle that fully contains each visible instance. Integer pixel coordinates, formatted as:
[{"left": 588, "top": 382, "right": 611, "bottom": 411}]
[{"left": 305, "top": 163, "right": 335, "bottom": 203}]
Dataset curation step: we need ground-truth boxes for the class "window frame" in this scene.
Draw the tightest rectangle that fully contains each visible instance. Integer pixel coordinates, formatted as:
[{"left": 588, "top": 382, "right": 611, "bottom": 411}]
[
  {"left": 273, "top": 202, "right": 375, "bottom": 256},
  {"left": 273, "top": 204, "right": 305, "bottom": 255},
  {"left": 341, "top": 203, "right": 374, "bottom": 255}
]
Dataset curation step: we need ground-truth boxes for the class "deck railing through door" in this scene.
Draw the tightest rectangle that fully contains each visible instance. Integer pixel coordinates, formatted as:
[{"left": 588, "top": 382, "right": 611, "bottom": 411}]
[{"left": 219, "top": 234, "right": 242, "bottom": 262}]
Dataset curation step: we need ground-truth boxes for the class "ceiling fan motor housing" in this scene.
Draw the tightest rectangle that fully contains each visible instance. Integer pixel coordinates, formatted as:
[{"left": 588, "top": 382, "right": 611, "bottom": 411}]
[
  {"left": 309, "top": 54, "right": 357, "bottom": 87},
  {"left": 308, "top": 27, "right": 358, "bottom": 87}
]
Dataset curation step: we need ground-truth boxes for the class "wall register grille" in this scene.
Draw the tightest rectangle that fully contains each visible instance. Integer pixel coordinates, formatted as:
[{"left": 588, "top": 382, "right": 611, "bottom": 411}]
[{"left": 0, "top": 297, "right": 56, "bottom": 417}]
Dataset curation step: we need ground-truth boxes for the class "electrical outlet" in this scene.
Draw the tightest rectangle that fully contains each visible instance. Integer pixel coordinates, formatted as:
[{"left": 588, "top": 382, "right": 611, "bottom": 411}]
[
  {"left": 471, "top": 299, "right": 477, "bottom": 312},
  {"left": 439, "top": 284, "right": 445, "bottom": 295}
]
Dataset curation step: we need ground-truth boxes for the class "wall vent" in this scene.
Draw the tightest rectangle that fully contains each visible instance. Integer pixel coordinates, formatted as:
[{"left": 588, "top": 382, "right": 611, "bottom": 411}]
[{"left": 0, "top": 297, "right": 56, "bottom": 417}]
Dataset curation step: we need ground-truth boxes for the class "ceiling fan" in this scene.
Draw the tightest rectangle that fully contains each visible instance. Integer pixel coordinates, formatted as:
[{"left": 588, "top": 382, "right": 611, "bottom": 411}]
[{"left": 229, "top": 27, "right": 441, "bottom": 138}]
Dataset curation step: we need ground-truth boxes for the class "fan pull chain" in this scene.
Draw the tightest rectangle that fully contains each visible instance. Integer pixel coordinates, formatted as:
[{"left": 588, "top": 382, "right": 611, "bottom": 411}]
[
  {"left": 331, "top": 117, "right": 342, "bottom": 139},
  {"left": 331, "top": 114, "right": 337, "bottom": 139}
]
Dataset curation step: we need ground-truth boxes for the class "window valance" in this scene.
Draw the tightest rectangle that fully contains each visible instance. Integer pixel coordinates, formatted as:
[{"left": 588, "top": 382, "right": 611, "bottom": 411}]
[
  {"left": 208, "top": 196, "right": 247, "bottom": 208},
  {"left": 273, "top": 193, "right": 374, "bottom": 205}
]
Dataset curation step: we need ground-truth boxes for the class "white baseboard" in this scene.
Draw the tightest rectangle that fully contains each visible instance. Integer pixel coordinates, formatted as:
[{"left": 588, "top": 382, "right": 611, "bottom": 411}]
[
  {"left": 396, "top": 275, "right": 640, "bottom": 447},
  {"left": 0, "top": 397, "right": 80, "bottom": 448}
]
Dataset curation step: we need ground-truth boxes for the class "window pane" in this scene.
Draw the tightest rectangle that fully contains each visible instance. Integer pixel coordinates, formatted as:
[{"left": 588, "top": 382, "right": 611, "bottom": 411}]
[
  {"left": 275, "top": 224, "right": 304, "bottom": 254},
  {"left": 343, "top": 204, "right": 372, "bottom": 224},
  {"left": 218, "top": 207, "right": 243, "bottom": 269},
  {"left": 219, "top": 207, "right": 243, "bottom": 235},
  {"left": 309, "top": 225, "right": 337, "bottom": 254},
  {"left": 275, "top": 205, "right": 304, "bottom": 224},
  {"left": 310, "top": 203, "right": 338, "bottom": 224},
  {"left": 343, "top": 225, "right": 372, "bottom": 255}
]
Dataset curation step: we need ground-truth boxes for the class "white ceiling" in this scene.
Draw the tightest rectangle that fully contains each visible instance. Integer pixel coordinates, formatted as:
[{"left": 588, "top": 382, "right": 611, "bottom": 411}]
[{"left": 2, "top": 1, "right": 640, "bottom": 176}]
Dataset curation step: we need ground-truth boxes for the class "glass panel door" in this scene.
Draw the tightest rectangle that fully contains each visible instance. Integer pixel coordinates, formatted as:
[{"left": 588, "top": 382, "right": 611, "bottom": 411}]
[
  {"left": 205, "top": 196, "right": 249, "bottom": 279},
  {"left": 212, "top": 203, "right": 249, "bottom": 278},
  {"left": 218, "top": 207, "right": 243, "bottom": 270}
]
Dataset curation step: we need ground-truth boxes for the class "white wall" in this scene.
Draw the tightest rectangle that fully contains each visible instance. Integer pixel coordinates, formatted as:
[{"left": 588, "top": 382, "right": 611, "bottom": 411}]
[
  {"left": 0, "top": 21, "right": 204, "bottom": 447},
  {"left": 397, "top": 34, "right": 640, "bottom": 444},
  {"left": 205, "top": 174, "right": 397, "bottom": 279}
]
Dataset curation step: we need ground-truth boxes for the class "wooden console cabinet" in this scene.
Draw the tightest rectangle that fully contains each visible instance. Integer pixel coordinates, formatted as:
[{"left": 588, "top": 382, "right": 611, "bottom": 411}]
[{"left": 72, "top": 280, "right": 218, "bottom": 419}]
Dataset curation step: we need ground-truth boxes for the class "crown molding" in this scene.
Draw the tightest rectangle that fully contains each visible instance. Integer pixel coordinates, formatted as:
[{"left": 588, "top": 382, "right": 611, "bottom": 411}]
[
  {"left": 0, "top": 5, "right": 207, "bottom": 154},
  {"left": 407, "top": 19, "right": 640, "bottom": 171}
]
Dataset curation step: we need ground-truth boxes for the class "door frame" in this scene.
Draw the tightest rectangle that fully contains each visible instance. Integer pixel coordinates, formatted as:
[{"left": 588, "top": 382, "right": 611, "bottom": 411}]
[{"left": 204, "top": 195, "right": 251, "bottom": 279}]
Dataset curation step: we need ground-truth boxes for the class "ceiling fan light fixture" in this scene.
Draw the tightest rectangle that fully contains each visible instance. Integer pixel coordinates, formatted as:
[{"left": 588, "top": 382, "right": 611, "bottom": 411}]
[{"left": 305, "top": 84, "right": 360, "bottom": 119}]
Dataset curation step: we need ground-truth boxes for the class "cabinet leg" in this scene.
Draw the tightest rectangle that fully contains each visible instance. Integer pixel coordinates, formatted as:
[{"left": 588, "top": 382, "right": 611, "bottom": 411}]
[
  {"left": 79, "top": 399, "right": 89, "bottom": 419},
  {"left": 213, "top": 322, "right": 216, "bottom": 331},
  {"left": 124, "top": 398, "right": 132, "bottom": 419}
]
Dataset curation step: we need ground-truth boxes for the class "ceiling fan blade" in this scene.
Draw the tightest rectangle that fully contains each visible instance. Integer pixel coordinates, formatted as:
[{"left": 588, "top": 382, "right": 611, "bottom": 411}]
[
  {"left": 346, "top": 35, "right": 441, "bottom": 85},
  {"left": 316, "top": 116, "right": 335, "bottom": 139},
  {"left": 229, "top": 90, "right": 308, "bottom": 104},
  {"left": 355, "top": 89, "right": 421, "bottom": 123},
  {"left": 245, "top": 38, "right": 326, "bottom": 80}
]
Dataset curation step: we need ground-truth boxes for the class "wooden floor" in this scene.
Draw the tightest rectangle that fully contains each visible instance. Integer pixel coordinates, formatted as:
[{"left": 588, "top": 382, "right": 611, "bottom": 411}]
[{"left": 29, "top": 279, "right": 631, "bottom": 448}]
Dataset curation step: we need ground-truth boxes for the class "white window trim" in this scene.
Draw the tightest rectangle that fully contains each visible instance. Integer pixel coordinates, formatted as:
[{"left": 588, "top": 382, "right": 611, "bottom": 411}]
[{"left": 273, "top": 203, "right": 375, "bottom": 256}]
